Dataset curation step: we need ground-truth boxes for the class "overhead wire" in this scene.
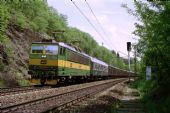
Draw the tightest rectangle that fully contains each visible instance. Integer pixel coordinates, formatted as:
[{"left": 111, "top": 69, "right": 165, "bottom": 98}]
[
  {"left": 71, "top": 0, "right": 128, "bottom": 56},
  {"left": 70, "top": 0, "right": 132, "bottom": 68},
  {"left": 70, "top": 0, "right": 113, "bottom": 49},
  {"left": 84, "top": 0, "right": 117, "bottom": 51},
  {"left": 84, "top": 0, "right": 130, "bottom": 56}
]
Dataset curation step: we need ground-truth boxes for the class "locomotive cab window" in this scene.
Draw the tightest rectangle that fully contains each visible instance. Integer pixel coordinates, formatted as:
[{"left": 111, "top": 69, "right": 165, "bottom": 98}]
[
  {"left": 63, "top": 48, "right": 66, "bottom": 55},
  {"left": 60, "top": 47, "right": 65, "bottom": 55},
  {"left": 31, "top": 45, "right": 43, "bottom": 54},
  {"left": 45, "top": 45, "right": 58, "bottom": 55}
]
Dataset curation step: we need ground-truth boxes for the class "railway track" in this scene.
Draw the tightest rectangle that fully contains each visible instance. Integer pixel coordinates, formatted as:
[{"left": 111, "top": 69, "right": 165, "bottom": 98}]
[
  {"left": 0, "top": 86, "right": 50, "bottom": 96},
  {"left": 0, "top": 78, "right": 127, "bottom": 113}
]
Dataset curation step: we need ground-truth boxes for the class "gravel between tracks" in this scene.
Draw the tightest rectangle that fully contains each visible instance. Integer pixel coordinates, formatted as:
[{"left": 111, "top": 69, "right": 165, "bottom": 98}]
[{"left": 0, "top": 79, "right": 125, "bottom": 108}]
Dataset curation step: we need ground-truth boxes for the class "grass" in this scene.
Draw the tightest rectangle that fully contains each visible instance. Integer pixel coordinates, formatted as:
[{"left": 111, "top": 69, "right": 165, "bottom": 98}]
[
  {"left": 111, "top": 101, "right": 121, "bottom": 113},
  {"left": 144, "top": 96, "right": 170, "bottom": 113},
  {"left": 128, "top": 78, "right": 170, "bottom": 113}
]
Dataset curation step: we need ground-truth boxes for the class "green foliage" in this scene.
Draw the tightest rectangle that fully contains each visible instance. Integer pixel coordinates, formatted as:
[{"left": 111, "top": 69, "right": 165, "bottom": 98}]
[
  {"left": 0, "top": 1, "right": 17, "bottom": 82},
  {"left": 32, "top": 16, "right": 48, "bottom": 32},
  {"left": 15, "top": 72, "right": 30, "bottom": 86},
  {"left": 0, "top": 1, "right": 9, "bottom": 42},
  {"left": 15, "top": 12, "right": 27, "bottom": 30},
  {"left": 141, "top": 79, "right": 170, "bottom": 113},
  {"left": 132, "top": 1, "right": 170, "bottom": 77},
  {"left": 124, "top": 1, "right": 170, "bottom": 113},
  {"left": 4, "top": 0, "right": 67, "bottom": 33}
]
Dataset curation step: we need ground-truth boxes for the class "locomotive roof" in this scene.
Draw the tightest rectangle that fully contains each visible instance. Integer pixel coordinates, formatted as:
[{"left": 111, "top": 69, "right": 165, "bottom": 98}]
[
  {"left": 59, "top": 42, "right": 77, "bottom": 52},
  {"left": 32, "top": 42, "right": 58, "bottom": 44},
  {"left": 59, "top": 42, "right": 92, "bottom": 59},
  {"left": 59, "top": 43, "right": 108, "bottom": 66}
]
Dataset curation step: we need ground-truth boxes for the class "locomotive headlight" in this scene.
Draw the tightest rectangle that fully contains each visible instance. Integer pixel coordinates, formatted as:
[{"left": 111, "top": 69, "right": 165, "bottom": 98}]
[{"left": 41, "top": 55, "right": 47, "bottom": 58}]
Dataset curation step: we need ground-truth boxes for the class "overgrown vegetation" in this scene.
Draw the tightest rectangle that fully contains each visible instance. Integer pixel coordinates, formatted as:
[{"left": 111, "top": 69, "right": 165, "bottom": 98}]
[{"left": 124, "top": 1, "right": 170, "bottom": 113}]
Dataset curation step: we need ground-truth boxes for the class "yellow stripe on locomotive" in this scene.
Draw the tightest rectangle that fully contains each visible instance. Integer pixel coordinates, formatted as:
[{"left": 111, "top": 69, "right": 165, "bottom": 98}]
[{"left": 29, "top": 59, "right": 90, "bottom": 70}]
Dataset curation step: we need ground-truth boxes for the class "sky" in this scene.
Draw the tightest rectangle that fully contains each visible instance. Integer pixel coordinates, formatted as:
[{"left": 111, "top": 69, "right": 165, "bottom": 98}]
[{"left": 47, "top": 0, "right": 138, "bottom": 58}]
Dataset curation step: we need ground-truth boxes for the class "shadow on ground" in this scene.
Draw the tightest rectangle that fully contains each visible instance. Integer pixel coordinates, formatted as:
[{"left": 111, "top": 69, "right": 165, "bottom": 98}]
[{"left": 59, "top": 95, "right": 119, "bottom": 113}]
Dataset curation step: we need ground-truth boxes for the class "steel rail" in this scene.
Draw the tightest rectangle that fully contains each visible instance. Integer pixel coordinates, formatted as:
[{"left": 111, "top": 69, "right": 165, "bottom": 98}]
[{"left": 0, "top": 86, "right": 50, "bottom": 96}]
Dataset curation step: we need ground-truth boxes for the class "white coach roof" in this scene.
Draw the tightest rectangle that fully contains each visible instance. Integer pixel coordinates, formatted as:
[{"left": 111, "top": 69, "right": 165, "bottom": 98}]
[{"left": 91, "top": 57, "right": 108, "bottom": 67}]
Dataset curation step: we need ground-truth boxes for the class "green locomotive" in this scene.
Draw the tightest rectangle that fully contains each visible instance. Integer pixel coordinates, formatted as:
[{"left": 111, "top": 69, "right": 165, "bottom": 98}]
[{"left": 28, "top": 40, "right": 91, "bottom": 85}]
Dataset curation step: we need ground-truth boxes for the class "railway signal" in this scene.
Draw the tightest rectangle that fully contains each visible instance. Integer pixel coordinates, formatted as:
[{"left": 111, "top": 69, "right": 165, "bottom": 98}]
[
  {"left": 127, "top": 42, "right": 131, "bottom": 51},
  {"left": 127, "top": 42, "right": 131, "bottom": 81}
]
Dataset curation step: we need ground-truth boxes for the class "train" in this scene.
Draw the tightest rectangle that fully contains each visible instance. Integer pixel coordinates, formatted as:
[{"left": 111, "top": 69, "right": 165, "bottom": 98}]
[{"left": 28, "top": 39, "right": 135, "bottom": 85}]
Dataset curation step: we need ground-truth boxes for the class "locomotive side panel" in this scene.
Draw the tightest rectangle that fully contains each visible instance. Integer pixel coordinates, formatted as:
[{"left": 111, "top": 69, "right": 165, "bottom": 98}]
[{"left": 57, "top": 46, "right": 91, "bottom": 77}]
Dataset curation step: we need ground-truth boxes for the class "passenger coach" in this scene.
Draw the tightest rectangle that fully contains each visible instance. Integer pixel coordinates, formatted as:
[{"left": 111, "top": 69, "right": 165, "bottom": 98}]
[{"left": 90, "top": 57, "right": 108, "bottom": 79}]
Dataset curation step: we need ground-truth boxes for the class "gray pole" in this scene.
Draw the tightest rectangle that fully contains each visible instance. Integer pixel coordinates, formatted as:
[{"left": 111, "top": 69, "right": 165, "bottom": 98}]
[
  {"left": 128, "top": 51, "right": 131, "bottom": 81},
  {"left": 134, "top": 49, "right": 137, "bottom": 74},
  {"left": 128, "top": 51, "right": 131, "bottom": 71}
]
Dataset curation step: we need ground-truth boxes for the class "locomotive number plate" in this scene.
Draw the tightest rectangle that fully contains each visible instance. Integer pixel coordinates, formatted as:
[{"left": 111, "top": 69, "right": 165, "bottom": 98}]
[{"left": 41, "top": 60, "right": 47, "bottom": 64}]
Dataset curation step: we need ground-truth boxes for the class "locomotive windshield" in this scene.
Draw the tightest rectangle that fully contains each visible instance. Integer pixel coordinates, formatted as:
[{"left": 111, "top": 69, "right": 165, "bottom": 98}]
[
  {"left": 31, "top": 45, "right": 43, "bottom": 54},
  {"left": 31, "top": 44, "right": 58, "bottom": 55},
  {"left": 45, "top": 45, "right": 58, "bottom": 55}
]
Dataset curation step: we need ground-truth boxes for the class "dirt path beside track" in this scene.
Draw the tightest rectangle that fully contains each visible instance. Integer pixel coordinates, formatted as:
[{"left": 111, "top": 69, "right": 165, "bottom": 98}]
[{"left": 59, "top": 81, "right": 144, "bottom": 113}]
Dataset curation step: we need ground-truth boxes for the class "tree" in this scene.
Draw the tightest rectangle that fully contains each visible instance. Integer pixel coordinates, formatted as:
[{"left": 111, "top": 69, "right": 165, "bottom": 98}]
[{"left": 123, "top": 1, "right": 170, "bottom": 112}]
